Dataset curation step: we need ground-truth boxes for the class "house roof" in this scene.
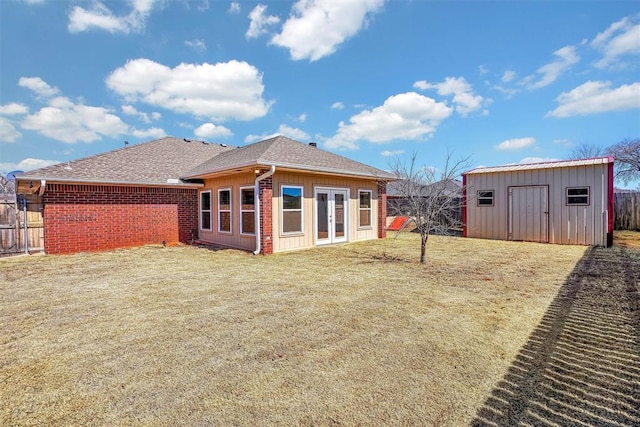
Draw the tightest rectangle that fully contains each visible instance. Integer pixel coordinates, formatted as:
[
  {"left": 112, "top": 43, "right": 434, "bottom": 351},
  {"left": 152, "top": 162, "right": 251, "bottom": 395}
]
[
  {"left": 464, "top": 156, "right": 614, "bottom": 175},
  {"left": 16, "top": 137, "right": 234, "bottom": 188},
  {"left": 16, "top": 135, "right": 393, "bottom": 193},
  {"left": 183, "top": 135, "right": 395, "bottom": 180}
]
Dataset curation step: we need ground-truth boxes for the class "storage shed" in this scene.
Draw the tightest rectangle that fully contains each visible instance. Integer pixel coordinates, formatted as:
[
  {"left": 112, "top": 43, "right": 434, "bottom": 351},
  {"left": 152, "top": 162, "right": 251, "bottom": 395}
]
[{"left": 462, "top": 157, "right": 614, "bottom": 247}]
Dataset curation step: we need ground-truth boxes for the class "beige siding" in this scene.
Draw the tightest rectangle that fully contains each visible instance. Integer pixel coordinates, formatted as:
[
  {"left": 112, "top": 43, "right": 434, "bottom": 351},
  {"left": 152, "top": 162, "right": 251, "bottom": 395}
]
[
  {"left": 272, "top": 172, "right": 378, "bottom": 253},
  {"left": 198, "top": 172, "right": 259, "bottom": 252},
  {"left": 466, "top": 163, "right": 610, "bottom": 246},
  {"left": 198, "top": 171, "right": 379, "bottom": 252}
]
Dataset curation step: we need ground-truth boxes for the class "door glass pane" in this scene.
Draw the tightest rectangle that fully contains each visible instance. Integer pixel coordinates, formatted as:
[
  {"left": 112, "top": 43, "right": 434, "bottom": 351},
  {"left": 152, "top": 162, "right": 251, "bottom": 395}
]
[
  {"left": 334, "top": 193, "right": 345, "bottom": 237},
  {"left": 317, "top": 193, "right": 328, "bottom": 239}
]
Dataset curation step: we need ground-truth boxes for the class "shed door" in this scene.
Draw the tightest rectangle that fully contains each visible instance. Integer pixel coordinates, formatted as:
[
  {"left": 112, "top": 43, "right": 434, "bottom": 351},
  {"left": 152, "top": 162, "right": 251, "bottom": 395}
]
[{"left": 508, "top": 186, "right": 548, "bottom": 243}]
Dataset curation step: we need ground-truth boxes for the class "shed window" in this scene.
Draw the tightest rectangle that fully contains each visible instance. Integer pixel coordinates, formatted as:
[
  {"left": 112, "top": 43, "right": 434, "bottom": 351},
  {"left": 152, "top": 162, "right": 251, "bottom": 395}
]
[
  {"left": 359, "top": 190, "right": 372, "bottom": 228},
  {"left": 477, "top": 190, "right": 494, "bottom": 206},
  {"left": 282, "top": 185, "right": 303, "bottom": 234},
  {"left": 566, "top": 187, "right": 589, "bottom": 205},
  {"left": 218, "top": 189, "right": 232, "bottom": 233},
  {"left": 240, "top": 187, "right": 255, "bottom": 235},
  {"left": 200, "top": 191, "right": 212, "bottom": 230}
]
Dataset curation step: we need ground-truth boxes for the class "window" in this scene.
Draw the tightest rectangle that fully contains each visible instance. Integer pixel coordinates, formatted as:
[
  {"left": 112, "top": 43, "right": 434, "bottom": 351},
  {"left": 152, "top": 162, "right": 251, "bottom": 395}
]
[
  {"left": 477, "top": 190, "right": 494, "bottom": 206},
  {"left": 200, "top": 191, "right": 212, "bottom": 230},
  {"left": 218, "top": 188, "right": 231, "bottom": 233},
  {"left": 281, "top": 185, "right": 303, "bottom": 234},
  {"left": 566, "top": 187, "right": 589, "bottom": 205},
  {"left": 240, "top": 187, "right": 255, "bottom": 235},
  {"left": 359, "top": 190, "right": 372, "bottom": 228}
]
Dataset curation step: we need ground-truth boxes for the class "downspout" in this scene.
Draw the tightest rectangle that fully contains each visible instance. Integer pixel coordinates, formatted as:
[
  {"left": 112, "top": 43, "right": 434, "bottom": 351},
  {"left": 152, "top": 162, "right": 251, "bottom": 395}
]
[{"left": 253, "top": 166, "right": 276, "bottom": 255}]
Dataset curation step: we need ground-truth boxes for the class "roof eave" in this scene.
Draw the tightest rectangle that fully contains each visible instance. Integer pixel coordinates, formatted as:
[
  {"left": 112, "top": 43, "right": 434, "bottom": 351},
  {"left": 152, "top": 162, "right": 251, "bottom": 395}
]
[
  {"left": 15, "top": 176, "right": 204, "bottom": 191},
  {"left": 183, "top": 160, "right": 395, "bottom": 181}
]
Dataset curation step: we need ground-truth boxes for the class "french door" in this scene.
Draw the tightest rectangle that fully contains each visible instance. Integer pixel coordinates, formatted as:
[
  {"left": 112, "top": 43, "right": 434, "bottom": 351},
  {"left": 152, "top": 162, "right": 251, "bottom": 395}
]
[{"left": 315, "top": 188, "right": 348, "bottom": 245}]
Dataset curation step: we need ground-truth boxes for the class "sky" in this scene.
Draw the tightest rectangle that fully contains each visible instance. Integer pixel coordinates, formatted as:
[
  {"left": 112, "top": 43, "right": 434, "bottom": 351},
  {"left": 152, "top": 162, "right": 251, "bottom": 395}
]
[{"left": 1, "top": 0, "right": 639, "bottom": 187}]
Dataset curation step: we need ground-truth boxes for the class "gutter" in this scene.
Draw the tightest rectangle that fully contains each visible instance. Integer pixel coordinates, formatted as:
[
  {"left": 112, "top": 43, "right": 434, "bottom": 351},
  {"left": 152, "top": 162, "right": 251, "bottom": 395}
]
[{"left": 253, "top": 166, "right": 276, "bottom": 255}]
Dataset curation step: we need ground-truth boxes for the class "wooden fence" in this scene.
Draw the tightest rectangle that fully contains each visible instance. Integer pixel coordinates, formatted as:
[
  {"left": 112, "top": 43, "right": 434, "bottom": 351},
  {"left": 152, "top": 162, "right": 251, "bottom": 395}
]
[
  {"left": 0, "top": 194, "right": 45, "bottom": 255},
  {"left": 614, "top": 192, "right": 640, "bottom": 231}
]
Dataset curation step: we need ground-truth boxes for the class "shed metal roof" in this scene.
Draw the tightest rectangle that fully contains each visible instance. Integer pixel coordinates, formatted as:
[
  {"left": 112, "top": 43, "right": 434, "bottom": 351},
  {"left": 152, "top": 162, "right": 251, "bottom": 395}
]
[{"left": 464, "top": 156, "right": 614, "bottom": 175}]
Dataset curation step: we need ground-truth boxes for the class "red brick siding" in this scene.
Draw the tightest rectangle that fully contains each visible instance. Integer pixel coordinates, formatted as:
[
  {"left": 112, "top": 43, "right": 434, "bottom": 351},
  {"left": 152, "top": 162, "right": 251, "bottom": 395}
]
[
  {"left": 377, "top": 181, "right": 387, "bottom": 238},
  {"left": 258, "top": 173, "right": 273, "bottom": 254},
  {"left": 43, "top": 184, "right": 198, "bottom": 254}
]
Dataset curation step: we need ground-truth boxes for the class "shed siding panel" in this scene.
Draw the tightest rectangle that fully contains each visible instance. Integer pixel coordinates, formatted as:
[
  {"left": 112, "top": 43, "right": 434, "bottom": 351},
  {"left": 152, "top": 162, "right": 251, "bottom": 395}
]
[{"left": 465, "top": 163, "right": 610, "bottom": 246}]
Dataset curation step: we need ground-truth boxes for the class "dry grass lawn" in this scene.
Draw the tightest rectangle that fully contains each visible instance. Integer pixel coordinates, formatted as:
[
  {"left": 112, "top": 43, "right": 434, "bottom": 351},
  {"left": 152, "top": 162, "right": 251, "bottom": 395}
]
[
  {"left": 614, "top": 229, "right": 640, "bottom": 249},
  {"left": 1, "top": 234, "right": 587, "bottom": 426}
]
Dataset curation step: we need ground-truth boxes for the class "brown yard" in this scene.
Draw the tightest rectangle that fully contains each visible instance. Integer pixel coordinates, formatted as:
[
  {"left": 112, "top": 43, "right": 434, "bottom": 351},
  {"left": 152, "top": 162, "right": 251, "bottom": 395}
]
[{"left": 1, "top": 233, "right": 638, "bottom": 426}]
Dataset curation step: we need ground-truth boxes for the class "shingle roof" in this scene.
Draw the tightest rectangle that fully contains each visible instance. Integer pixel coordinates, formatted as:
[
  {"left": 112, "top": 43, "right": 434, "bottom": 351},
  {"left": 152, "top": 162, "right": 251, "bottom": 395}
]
[
  {"left": 464, "top": 156, "right": 614, "bottom": 175},
  {"left": 17, "top": 137, "right": 234, "bottom": 187},
  {"left": 183, "top": 135, "right": 395, "bottom": 179}
]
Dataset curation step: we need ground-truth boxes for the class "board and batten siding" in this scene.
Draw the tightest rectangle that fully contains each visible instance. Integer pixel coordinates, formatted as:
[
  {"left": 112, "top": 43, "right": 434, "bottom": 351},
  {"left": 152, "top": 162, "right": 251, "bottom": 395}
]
[
  {"left": 464, "top": 160, "right": 613, "bottom": 246},
  {"left": 198, "top": 171, "right": 380, "bottom": 253},
  {"left": 199, "top": 172, "right": 260, "bottom": 252},
  {"left": 271, "top": 172, "right": 379, "bottom": 253}
]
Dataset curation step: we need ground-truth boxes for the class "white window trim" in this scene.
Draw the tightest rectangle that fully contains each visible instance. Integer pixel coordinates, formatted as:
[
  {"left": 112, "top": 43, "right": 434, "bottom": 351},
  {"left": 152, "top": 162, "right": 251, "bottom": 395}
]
[
  {"left": 281, "top": 184, "right": 304, "bottom": 236},
  {"left": 358, "top": 189, "right": 373, "bottom": 229},
  {"left": 200, "top": 190, "right": 212, "bottom": 231},
  {"left": 218, "top": 188, "right": 232, "bottom": 234},
  {"left": 240, "top": 186, "right": 255, "bottom": 236},
  {"left": 566, "top": 186, "right": 590, "bottom": 206}
]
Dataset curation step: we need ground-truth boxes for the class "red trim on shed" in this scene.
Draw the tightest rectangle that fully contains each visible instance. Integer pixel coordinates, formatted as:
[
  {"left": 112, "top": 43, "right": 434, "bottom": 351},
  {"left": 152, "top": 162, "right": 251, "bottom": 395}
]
[{"left": 462, "top": 173, "right": 467, "bottom": 237}]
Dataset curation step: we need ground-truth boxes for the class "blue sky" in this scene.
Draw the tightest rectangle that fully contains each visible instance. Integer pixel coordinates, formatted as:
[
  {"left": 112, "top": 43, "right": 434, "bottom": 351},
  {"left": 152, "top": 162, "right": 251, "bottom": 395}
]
[{"left": 1, "top": 1, "right": 639, "bottom": 186}]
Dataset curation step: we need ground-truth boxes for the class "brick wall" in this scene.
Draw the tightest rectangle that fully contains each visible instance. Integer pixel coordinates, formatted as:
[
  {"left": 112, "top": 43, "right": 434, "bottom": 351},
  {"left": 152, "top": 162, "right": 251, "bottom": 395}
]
[
  {"left": 43, "top": 184, "right": 198, "bottom": 254},
  {"left": 377, "top": 180, "right": 387, "bottom": 238},
  {"left": 258, "top": 173, "right": 273, "bottom": 254}
]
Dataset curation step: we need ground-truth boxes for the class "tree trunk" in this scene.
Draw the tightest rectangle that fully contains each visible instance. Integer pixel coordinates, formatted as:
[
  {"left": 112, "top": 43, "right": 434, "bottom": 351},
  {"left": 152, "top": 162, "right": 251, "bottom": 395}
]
[{"left": 420, "top": 233, "right": 428, "bottom": 263}]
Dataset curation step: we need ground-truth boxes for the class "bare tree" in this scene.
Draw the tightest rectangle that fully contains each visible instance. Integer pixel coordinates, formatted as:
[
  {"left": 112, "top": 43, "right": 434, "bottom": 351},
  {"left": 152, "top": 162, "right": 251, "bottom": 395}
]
[
  {"left": 388, "top": 152, "right": 470, "bottom": 263},
  {"left": 569, "top": 143, "right": 605, "bottom": 160},
  {"left": 607, "top": 138, "right": 640, "bottom": 186}
]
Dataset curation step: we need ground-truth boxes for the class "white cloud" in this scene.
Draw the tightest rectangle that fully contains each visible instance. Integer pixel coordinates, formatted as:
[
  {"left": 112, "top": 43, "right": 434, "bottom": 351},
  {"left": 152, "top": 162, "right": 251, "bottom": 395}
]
[
  {"left": 0, "top": 158, "right": 59, "bottom": 175},
  {"left": 131, "top": 127, "right": 166, "bottom": 139},
  {"left": 493, "top": 85, "right": 520, "bottom": 98},
  {"left": 185, "top": 39, "right": 206, "bottom": 52},
  {"left": 553, "top": 138, "right": 573, "bottom": 148},
  {"left": 591, "top": 15, "right": 640, "bottom": 68},
  {"left": 325, "top": 92, "right": 453, "bottom": 150},
  {"left": 525, "top": 45, "right": 579, "bottom": 89},
  {"left": 0, "top": 118, "right": 22, "bottom": 143},
  {"left": 478, "top": 65, "right": 488, "bottom": 75},
  {"left": 331, "top": 101, "right": 345, "bottom": 110},
  {"left": 381, "top": 149, "right": 404, "bottom": 157},
  {"left": 414, "top": 76, "right": 485, "bottom": 117},
  {"left": 244, "top": 124, "right": 310, "bottom": 143},
  {"left": 228, "top": 1, "right": 240, "bottom": 14},
  {"left": 296, "top": 113, "right": 307, "bottom": 122},
  {"left": 22, "top": 0, "right": 45, "bottom": 4},
  {"left": 246, "top": 4, "right": 280, "bottom": 39},
  {"left": 68, "top": 0, "right": 158, "bottom": 34},
  {"left": 22, "top": 102, "right": 129, "bottom": 143},
  {"left": 121, "top": 104, "right": 154, "bottom": 123},
  {"left": 0, "top": 103, "right": 29, "bottom": 115},
  {"left": 495, "top": 137, "right": 536, "bottom": 151},
  {"left": 18, "top": 77, "right": 60, "bottom": 98},
  {"left": 519, "top": 157, "right": 560, "bottom": 164},
  {"left": 106, "top": 58, "right": 272, "bottom": 121},
  {"left": 271, "top": 0, "right": 385, "bottom": 61},
  {"left": 546, "top": 80, "right": 640, "bottom": 118},
  {"left": 502, "top": 70, "right": 516, "bottom": 83},
  {"left": 194, "top": 123, "right": 233, "bottom": 139}
]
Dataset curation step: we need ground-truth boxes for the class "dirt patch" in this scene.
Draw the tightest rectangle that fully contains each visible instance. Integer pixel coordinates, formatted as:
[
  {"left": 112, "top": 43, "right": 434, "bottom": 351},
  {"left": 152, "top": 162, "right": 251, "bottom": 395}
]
[{"left": 472, "top": 245, "right": 640, "bottom": 426}]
